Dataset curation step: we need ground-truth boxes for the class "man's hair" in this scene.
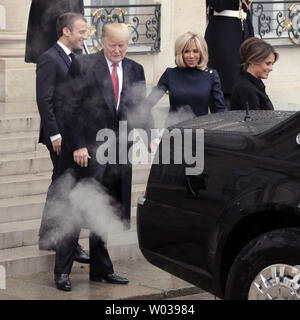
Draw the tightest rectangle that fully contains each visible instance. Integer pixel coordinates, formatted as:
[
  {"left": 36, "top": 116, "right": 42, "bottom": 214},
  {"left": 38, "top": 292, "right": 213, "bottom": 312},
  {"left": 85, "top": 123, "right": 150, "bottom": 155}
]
[
  {"left": 101, "top": 23, "right": 131, "bottom": 42},
  {"left": 56, "top": 12, "right": 87, "bottom": 38},
  {"left": 174, "top": 32, "right": 208, "bottom": 71},
  {"left": 240, "top": 37, "right": 279, "bottom": 68}
]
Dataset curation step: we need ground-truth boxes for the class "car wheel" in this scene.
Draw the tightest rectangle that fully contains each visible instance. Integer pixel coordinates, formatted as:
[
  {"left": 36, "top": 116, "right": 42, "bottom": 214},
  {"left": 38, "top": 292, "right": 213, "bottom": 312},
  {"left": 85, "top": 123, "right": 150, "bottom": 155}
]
[{"left": 225, "top": 228, "right": 300, "bottom": 300}]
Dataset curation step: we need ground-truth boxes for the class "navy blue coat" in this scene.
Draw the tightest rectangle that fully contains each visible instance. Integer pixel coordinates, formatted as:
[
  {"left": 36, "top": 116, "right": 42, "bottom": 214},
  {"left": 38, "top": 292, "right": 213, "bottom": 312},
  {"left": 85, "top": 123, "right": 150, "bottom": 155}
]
[{"left": 148, "top": 66, "right": 226, "bottom": 126}]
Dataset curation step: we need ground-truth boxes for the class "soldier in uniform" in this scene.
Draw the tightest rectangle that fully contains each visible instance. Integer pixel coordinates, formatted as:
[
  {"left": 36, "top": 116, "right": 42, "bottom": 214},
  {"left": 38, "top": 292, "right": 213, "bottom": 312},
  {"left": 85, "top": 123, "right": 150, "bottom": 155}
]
[
  {"left": 205, "top": 0, "right": 254, "bottom": 108},
  {"left": 25, "top": 0, "right": 84, "bottom": 63}
]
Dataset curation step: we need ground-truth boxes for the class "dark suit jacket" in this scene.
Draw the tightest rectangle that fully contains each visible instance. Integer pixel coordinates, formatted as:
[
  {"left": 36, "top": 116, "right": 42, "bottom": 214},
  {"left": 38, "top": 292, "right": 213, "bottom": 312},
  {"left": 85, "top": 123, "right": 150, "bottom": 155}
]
[
  {"left": 25, "top": 0, "right": 84, "bottom": 63},
  {"left": 230, "top": 71, "right": 274, "bottom": 110},
  {"left": 205, "top": 0, "right": 254, "bottom": 95},
  {"left": 36, "top": 43, "right": 73, "bottom": 145},
  {"left": 61, "top": 50, "right": 151, "bottom": 221}
]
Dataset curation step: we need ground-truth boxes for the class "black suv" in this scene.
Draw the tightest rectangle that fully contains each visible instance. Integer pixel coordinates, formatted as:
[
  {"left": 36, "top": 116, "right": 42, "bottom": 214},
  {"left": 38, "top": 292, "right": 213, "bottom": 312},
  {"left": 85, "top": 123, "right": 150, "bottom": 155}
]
[{"left": 137, "top": 110, "right": 300, "bottom": 300}]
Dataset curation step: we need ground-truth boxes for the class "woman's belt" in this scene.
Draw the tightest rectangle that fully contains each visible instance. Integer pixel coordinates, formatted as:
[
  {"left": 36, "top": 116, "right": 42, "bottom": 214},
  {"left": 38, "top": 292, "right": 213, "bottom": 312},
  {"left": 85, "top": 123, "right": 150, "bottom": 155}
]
[{"left": 213, "top": 10, "right": 247, "bottom": 20}]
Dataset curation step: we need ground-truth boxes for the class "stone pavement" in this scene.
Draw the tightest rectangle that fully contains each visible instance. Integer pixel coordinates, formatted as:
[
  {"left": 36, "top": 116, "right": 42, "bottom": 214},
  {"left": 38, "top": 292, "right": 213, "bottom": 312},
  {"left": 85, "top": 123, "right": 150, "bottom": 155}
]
[{"left": 0, "top": 256, "right": 217, "bottom": 300}]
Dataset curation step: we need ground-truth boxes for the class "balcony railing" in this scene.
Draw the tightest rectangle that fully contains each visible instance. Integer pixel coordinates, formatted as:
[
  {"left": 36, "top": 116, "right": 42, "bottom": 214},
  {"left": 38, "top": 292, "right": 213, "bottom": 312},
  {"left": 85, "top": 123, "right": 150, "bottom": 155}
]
[
  {"left": 83, "top": 4, "right": 161, "bottom": 54},
  {"left": 251, "top": 1, "right": 300, "bottom": 46}
]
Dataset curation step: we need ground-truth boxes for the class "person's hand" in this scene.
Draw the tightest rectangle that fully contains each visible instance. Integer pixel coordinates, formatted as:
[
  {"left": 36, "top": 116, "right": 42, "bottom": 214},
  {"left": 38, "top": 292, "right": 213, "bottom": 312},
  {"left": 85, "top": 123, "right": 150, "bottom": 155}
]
[
  {"left": 52, "top": 137, "right": 62, "bottom": 155},
  {"left": 73, "top": 148, "right": 91, "bottom": 167},
  {"left": 150, "top": 138, "right": 160, "bottom": 154},
  {"left": 242, "top": 0, "right": 252, "bottom": 10}
]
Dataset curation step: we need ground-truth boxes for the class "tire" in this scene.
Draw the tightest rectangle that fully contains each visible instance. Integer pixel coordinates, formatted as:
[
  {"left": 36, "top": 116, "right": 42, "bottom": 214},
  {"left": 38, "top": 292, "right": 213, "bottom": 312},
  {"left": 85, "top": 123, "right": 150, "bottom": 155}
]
[{"left": 225, "top": 228, "right": 300, "bottom": 300}]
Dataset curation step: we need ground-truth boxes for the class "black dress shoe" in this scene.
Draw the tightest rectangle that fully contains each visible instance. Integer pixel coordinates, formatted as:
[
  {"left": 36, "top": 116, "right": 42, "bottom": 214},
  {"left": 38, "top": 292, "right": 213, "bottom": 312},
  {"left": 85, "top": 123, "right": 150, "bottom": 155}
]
[
  {"left": 55, "top": 274, "right": 72, "bottom": 291},
  {"left": 90, "top": 273, "right": 129, "bottom": 285},
  {"left": 74, "top": 245, "right": 90, "bottom": 264}
]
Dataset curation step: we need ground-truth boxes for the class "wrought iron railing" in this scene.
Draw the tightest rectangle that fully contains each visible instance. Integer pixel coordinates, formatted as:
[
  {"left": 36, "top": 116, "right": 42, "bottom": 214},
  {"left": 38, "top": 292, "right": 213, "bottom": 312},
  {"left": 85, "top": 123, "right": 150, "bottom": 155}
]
[
  {"left": 83, "top": 4, "right": 161, "bottom": 54},
  {"left": 251, "top": 1, "right": 300, "bottom": 46}
]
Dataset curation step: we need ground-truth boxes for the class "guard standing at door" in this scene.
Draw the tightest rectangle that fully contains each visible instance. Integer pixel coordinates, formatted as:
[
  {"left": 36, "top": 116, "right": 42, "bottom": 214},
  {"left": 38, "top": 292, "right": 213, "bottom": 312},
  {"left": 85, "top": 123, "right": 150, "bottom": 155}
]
[{"left": 205, "top": 0, "right": 254, "bottom": 108}]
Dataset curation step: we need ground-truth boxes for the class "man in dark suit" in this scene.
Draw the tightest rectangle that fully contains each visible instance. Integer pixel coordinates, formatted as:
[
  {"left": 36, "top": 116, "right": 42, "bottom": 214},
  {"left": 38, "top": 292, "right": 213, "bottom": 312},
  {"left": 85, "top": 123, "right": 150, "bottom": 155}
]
[
  {"left": 54, "top": 23, "right": 152, "bottom": 291},
  {"left": 36, "top": 12, "right": 89, "bottom": 263},
  {"left": 25, "top": 0, "right": 84, "bottom": 63}
]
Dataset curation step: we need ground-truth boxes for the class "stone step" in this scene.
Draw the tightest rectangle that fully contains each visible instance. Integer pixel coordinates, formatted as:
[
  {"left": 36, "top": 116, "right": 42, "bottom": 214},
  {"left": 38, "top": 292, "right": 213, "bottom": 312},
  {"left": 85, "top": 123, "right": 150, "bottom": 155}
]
[
  {"left": 0, "top": 194, "right": 46, "bottom": 224},
  {"left": 0, "top": 101, "right": 38, "bottom": 116},
  {"left": 0, "top": 219, "right": 40, "bottom": 250},
  {"left": 0, "top": 230, "right": 141, "bottom": 277},
  {"left": 0, "top": 150, "right": 52, "bottom": 176},
  {"left": 0, "top": 214, "right": 137, "bottom": 251},
  {"left": 0, "top": 218, "right": 89, "bottom": 250},
  {"left": 0, "top": 170, "right": 146, "bottom": 201},
  {"left": 0, "top": 112, "right": 40, "bottom": 134},
  {"left": 0, "top": 190, "right": 137, "bottom": 225},
  {"left": 0, "top": 131, "right": 43, "bottom": 154},
  {"left": 0, "top": 172, "right": 51, "bottom": 199}
]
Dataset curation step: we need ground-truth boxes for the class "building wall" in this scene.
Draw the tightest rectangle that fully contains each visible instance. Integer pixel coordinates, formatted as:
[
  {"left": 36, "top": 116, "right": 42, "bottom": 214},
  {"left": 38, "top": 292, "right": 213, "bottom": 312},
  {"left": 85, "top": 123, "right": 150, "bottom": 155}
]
[
  {"left": 0, "top": 0, "right": 31, "bottom": 31},
  {"left": 0, "top": 0, "right": 299, "bottom": 109},
  {"left": 266, "top": 46, "right": 300, "bottom": 110},
  {"left": 0, "top": 5, "right": 5, "bottom": 30},
  {"left": 0, "top": 0, "right": 206, "bottom": 103},
  {"left": 148, "top": 0, "right": 207, "bottom": 85}
]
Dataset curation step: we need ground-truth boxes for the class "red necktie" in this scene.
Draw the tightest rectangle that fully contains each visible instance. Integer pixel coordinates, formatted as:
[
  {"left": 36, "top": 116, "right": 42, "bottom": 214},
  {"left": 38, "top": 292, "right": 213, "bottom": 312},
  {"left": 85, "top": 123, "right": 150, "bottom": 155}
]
[{"left": 111, "top": 63, "right": 119, "bottom": 106}]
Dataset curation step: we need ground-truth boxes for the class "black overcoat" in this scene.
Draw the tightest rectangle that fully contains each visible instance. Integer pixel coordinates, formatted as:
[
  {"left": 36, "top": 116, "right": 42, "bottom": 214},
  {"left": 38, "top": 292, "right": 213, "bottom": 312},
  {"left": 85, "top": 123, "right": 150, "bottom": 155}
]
[
  {"left": 230, "top": 71, "right": 274, "bottom": 110},
  {"left": 60, "top": 50, "right": 152, "bottom": 223},
  {"left": 54, "top": 51, "right": 151, "bottom": 276},
  {"left": 25, "top": 0, "right": 84, "bottom": 63},
  {"left": 204, "top": 0, "right": 254, "bottom": 95}
]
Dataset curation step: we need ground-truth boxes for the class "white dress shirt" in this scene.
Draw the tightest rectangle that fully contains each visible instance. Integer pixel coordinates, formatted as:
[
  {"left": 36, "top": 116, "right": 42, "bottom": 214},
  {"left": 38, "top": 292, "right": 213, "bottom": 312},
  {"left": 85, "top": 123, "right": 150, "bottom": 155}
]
[
  {"left": 57, "top": 40, "right": 72, "bottom": 61},
  {"left": 104, "top": 55, "right": 123, "bottom": 109}
]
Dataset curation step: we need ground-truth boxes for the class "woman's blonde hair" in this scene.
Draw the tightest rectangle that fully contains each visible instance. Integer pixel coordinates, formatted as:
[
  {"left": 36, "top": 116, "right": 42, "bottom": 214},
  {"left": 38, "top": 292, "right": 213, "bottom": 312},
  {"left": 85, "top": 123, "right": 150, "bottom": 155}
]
[{"left": 174, "top": 32, "right": 208, "bottom": 70}]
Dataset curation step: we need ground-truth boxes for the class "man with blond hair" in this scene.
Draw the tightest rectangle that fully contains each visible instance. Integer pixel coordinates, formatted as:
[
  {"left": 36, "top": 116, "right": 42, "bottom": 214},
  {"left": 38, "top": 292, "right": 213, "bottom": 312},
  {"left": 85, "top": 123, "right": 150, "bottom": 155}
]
[{"left": 54, "top": 23, "right": 152, "bottom": 291}]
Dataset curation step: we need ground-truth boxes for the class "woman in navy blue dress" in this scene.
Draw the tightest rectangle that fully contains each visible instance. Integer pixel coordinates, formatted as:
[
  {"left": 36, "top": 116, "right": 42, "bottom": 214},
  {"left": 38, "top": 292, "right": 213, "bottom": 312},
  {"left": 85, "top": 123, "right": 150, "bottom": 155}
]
[{"left": 148, "top": 32, "right": 226, "bottom": 127}]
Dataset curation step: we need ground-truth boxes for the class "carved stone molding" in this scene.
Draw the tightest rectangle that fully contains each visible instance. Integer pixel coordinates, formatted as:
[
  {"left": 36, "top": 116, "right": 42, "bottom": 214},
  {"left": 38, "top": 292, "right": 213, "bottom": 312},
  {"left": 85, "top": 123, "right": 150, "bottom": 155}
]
[{"left": 0, "top": 31, "right": 26, "bottom": 58}]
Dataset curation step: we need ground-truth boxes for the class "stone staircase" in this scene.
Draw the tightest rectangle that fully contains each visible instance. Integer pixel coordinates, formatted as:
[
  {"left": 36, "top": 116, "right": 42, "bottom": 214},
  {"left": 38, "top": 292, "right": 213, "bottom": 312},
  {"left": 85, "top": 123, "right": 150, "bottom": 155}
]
[{"left": 0, "top": 101, "right": 154, "bottom": 277}]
